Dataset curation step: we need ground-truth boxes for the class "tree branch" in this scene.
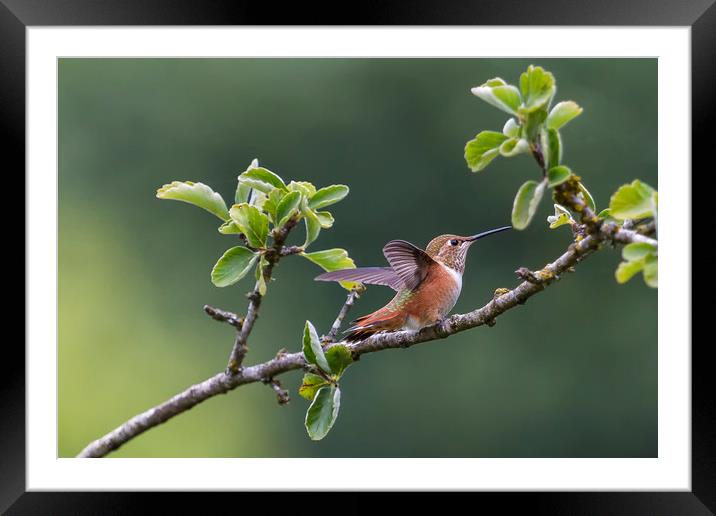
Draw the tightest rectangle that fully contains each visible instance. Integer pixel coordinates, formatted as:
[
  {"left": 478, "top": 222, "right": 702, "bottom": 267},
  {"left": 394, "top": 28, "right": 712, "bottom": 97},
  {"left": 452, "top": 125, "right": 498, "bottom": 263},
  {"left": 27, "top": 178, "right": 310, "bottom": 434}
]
[
  {"left": 600, "top": 221, "right": 657, "bottom": 248},
  {"left": 325, "top": 288, "right": 361, "bottom": 343},
  {"left": 203, "top": 305, "right": 244, "bottom": 329},
  {"left": 225, "top": 217, "right": 298, "bottom": 374},
  {"left": 76, "top": 223, "right": 627, "bottom": 458}
]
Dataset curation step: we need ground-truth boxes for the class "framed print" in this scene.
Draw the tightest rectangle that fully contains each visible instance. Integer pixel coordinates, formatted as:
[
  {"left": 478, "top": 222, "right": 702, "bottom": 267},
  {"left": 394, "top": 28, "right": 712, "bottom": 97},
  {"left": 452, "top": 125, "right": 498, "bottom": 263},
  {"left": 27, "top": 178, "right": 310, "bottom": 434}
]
[{"left": 4, "top": 0, "right": 710, "bottom": 513}]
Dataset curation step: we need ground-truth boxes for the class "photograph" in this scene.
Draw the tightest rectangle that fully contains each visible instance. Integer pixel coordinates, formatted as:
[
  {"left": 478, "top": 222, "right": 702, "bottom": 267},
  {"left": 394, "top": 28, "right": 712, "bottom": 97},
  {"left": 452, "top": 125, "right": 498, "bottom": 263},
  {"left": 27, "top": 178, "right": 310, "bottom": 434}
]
[
  {"left": 7, "top": 10, "right": 706, "bottom": 510},
  {"left": 58, "top": 57, "right": 659, "bottom": 459}
]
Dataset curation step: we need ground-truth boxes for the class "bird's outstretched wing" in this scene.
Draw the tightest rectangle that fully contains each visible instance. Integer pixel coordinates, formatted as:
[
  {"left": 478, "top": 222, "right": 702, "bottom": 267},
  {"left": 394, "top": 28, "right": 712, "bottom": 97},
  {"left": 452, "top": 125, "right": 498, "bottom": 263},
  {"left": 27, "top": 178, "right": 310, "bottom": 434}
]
[
  {"left": 315, "top": 267, "right": 404, "bottom": 291},
  {"left": 382, "top": 240, "right": 435, "bottom": 291}
]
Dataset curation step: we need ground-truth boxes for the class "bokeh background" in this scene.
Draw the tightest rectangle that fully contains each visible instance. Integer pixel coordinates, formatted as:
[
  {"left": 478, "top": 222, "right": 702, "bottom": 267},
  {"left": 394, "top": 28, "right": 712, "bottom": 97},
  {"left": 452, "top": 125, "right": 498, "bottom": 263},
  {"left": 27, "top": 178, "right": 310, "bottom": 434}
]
[{"left": 59, "top": 58, "right": 657, "bottom": 458}]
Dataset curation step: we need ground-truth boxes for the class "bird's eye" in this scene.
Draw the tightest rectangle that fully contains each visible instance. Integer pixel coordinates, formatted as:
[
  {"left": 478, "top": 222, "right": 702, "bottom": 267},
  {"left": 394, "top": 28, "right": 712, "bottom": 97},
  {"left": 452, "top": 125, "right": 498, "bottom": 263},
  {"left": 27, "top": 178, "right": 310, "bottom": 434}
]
[{"left": 450, "top": 239, "right": 459, "bottom": 246}]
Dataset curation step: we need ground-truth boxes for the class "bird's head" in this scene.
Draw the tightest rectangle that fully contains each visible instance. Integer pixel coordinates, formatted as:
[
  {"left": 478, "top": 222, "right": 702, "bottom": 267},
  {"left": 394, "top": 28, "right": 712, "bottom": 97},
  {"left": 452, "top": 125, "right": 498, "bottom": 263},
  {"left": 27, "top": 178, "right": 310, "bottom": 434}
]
[{"left": 426, "top": 226, "right": 512, "bottom": 273}]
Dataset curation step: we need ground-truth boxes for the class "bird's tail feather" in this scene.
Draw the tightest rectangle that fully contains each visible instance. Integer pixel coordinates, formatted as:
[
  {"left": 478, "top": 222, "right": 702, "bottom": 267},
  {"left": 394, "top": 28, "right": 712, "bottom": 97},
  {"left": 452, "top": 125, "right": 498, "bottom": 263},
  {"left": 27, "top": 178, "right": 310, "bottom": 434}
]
[{"left": 343, "top": 310, "right": 404, "bottom": 342}]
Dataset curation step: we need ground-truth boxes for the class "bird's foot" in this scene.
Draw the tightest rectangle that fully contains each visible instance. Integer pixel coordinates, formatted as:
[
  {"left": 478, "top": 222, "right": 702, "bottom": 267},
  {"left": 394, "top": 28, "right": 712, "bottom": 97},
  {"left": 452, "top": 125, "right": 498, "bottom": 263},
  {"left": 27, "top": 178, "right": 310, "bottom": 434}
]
[{"left": 434, "top": 317, "right": 451, "bottom": 334}]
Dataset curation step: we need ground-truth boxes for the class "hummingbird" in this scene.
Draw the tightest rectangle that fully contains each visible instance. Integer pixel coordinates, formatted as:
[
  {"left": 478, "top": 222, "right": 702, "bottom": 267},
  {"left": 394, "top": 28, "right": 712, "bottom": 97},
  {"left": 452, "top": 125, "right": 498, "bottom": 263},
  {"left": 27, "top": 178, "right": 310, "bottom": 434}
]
[{"left": 315, "top": 226, "right": 512, "bottom": 341}]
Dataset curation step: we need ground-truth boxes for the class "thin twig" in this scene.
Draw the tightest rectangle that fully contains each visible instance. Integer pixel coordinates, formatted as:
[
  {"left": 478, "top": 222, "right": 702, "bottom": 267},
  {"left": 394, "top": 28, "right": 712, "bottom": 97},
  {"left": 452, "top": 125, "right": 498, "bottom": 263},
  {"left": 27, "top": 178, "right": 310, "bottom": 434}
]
[
  {"left": 325, "top": 288, "right": 361, "bottom": 342},
  {"left": 203, "top": 305, "right": 244, "bottom": 329},
  {"left": 280, "top": 246, "right": 304, "bottom": 256},
  {"left": 263, "top": 378, "right": 290, "bottom": 405}
]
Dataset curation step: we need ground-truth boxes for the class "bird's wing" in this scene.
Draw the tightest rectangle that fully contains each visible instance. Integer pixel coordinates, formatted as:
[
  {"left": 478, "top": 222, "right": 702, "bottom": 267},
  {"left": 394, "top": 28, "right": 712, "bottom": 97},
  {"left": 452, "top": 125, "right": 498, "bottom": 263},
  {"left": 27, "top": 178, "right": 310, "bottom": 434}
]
[
  {"left": 315, "top": 267, "right": 405, "bottom": 291},
  {"left": 382, "top": 240, "right": 435, "bottom": 291}
]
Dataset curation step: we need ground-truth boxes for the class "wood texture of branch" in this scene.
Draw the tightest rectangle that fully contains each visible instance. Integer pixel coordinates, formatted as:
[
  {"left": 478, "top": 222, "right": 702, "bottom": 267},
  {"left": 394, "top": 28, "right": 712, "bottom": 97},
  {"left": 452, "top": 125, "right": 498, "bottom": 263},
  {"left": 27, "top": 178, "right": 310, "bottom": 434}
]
[{"left": 75, "top": 219, "right": 654, "bottom": 459}]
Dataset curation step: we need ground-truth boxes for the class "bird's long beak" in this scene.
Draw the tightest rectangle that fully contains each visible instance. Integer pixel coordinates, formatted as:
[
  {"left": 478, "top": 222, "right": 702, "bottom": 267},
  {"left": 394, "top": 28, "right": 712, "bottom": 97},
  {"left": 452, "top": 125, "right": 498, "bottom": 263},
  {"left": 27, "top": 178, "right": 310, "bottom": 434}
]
[{"left": 467, "top": 225, "right": 512, "bottom": 242}]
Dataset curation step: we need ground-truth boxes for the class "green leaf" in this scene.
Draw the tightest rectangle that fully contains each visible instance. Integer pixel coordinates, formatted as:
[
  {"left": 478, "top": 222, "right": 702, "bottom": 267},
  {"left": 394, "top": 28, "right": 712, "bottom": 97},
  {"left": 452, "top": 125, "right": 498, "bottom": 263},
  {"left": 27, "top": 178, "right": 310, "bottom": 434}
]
[
  {"left": 471, "top": 81, "right": 522, "bottom": 115},
  {"left": 304, "top": 217, "right": 321, "bottom": 247},
  {"left": 519, "top": 65, "right": 556, "bottom": 113},
  {"left": 235, "top": 159, "right": 257, "bottom": 204},
  {"left": 218, "top": 220, "right": 242, "bottom": 234},
  {"left": 156, "top": 181, "right": 230, "bottom": 221},
  {"left": 302, "top": 248, "right": 356, "bottom": 271},
  {"left": 287, "top": 181, "right": 317, "bottom": 198},
  {"left": 547, "top": 203, "right": 573, "bottom": 229},
  {"left": 578, "top": 182, "right": 596, "bottom": 212},
  {"left": 305, "top": 385, "right": 341, "bottom": 441},
  {"left": 238, "top": 166, "right": 287, "bottom": 193},
  {"left": 302, "top": 248, "right": 358, "bottom": 290},
  {"left": 616, "top": 241, "right": 657, "bottom": 288},
  {"left": 309, "top": 185, "right": 350, "bottom": 210},
  {"left": 543, "top": 128, "right": 562, "bottom": 169},
  {"left": 248, "top": 189, "right": 267, "bottom": 211},
  {"left": 298, "top": 373, "right": 330, "bottom": 401},
  {"left": 325, "top": 345, "right": 353, "bottom": 377},
  {"left": 484, "top": 78, "right": 507, "bottom": 87},
  {"left": 643, "top": 254, "right": 658, "bottom": 288},
  {"left": 263, "top": 188, "right": 287, "bottom": 221},
  {"left": 275, "top": 190, "right": 302, "bottom": 228},
  {"left": 255, "top": 255, "right": 269, "bottom": 296},
  {"left": 211, "top": 247, "right": 259, "bottom": 287},
  {"left": 597, "top": 208, "right": 613, "bottom": 219},
  {"left": 229, "top": 203, "right": 270, "bottom": 248},
  {"left": 609, "top": 180, "right": 657, "bottom": 220},
  {"left": 235, "top": 184, "right": 252, "bottom": 205},
  {"left": 547, "top": 165, "right": 572, "bottom": 187},
  {"left": 511, "top": 179, "right": 547, "bottom": 230},
  {"left": 499, "top": 138, "right": 529, "bottom": 157},
  {"left": 465, "top": 131, "right": 509, "bottom": 172},
  {"left": 622, "top": 242, "right": 657, "bottom": 261},
  {"left": 503, "top": 118, "right": 521, "bottom": 138},
  {"left": 302, "top": 320, "right": 331, "bottom": 374},
  {"left": 615, "top": 259, "right": 644, "bottom": 284},
  {"left": 522, "top": 107, "right": 548, "bottom": 142},
  {"left": 315, "top": 211, "right": 334, "bottom": 229},
  {"left": 302, "top": 201, "right": 322, "bottom": 248},
  {"left": 546, "top": 101, "right": 583, "bottom": 130}
]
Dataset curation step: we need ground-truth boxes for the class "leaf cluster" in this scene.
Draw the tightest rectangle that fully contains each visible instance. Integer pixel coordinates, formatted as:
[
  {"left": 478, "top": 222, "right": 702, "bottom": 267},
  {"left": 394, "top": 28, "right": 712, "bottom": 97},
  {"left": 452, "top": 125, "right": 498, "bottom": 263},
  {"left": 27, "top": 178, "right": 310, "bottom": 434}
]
[
  {"left": 465, "top": 65, "right": 587, "bottom": 230},
  {"left": 608, "top": 180, "right": 658, "bottom": 287},
  {"left": 156, "top": 158, "right": 357, "bottom": 291},
  {"left": 466, "top": 65, "right": 657, "bottom": 289},
  {"left": 300, "top": 321, "right": 353, "bottom": 440}
]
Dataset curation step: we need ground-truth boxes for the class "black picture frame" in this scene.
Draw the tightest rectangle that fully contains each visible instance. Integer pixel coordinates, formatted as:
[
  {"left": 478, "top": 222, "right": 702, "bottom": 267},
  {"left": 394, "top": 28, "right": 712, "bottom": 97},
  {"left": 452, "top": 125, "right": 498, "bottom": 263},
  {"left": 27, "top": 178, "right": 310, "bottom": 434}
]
[{"left": 4, "top": 1, "right": 708, "bottom": 513}]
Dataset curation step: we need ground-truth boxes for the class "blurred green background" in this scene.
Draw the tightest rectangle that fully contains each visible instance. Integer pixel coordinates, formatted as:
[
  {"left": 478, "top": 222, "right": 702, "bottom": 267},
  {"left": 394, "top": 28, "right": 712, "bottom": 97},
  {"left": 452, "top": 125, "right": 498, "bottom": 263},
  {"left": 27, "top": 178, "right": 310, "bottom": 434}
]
[{"left": 59, "top": 58, "right": 657, "bottom": 458}]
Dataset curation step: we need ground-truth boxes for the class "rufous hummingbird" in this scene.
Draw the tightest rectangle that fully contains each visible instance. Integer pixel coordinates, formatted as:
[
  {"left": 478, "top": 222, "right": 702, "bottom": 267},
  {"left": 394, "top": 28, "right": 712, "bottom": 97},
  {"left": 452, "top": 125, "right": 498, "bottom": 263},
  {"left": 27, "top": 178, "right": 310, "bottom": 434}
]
[{"left": 315, "top": 226, "right": 512, "bottom": 341}]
